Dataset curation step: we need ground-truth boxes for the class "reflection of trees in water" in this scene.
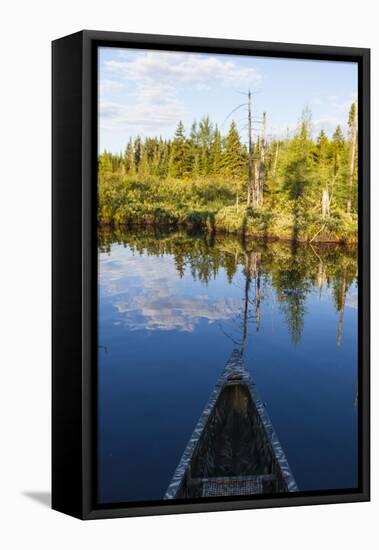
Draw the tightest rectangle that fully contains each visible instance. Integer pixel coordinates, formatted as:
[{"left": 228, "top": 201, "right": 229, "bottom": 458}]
[
  {"left": 216, "top": 249, "right": 262, "bottom": 354},
  {"left": 98, "top": 227, "right": 357, "bottom": 347},
  {"left": 240, "top": 250, "right": 262, "bottom": 353},
  {"left": 332, "top": 259, "right": 357, "bottom": 349},
  {"left": 270, "top": 243, "right": 312, "bottom": 345}
]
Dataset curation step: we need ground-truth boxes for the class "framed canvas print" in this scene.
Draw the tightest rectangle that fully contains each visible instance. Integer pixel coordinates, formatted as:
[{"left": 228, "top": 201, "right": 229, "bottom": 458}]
[{"left": 52, "top": 30, "right": 370, "bottom": 519}]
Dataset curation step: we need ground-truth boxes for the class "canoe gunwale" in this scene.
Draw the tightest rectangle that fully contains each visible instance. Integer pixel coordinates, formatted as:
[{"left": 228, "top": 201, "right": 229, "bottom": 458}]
[{"left": 164, "top": 350, "right": 298, "bottom": 499}]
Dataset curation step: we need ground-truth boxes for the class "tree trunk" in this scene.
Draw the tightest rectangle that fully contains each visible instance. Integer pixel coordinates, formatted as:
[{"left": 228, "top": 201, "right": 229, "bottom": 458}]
[
  {"left": 241, "top": 252, "right": 252, "bottom": 354},
  {"left": 317, "top": 259, "right": 326, "bottom": 296},
  {"left": 258, "top": 160, "right": 265, "bottom": 207},
  {"left": 257, "top": 113, "right": 266, "bottom": 207},
  {"left": 347, "top": 103, "right": 357, "bottom": 215},
  {"left": 273, "top": 142, "right": 279, "bottom": 175},
  {"left": 321, "top": 184, "right": 330, "bottom": 219},
  {"left": 247, "top": 90, "right": 254, "bottom": 207},
  {"left": 254, "top": 160, "right": 260, "bottom": 207}
]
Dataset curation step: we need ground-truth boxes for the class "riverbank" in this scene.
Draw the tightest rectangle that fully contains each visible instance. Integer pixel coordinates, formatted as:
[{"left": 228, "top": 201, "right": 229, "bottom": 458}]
[
  {"left": 98, "top": 176, "right": 358, "bottom": 243},
  {"left": 98, "top": 204, "right": 358, "bottom": 243}
]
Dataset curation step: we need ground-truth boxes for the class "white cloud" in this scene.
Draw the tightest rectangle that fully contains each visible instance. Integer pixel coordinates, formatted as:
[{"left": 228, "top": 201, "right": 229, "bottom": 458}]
[
  {"left": 105, "top": 51, "right": 261, "bottom": 87},
  {"left": 100, "top": 50, "right": 261, "bottom": 137},
  {"left": 99, "top": 251, "right": 238, "bottom": 332},
  {"left": 99, "top": 78, "right": 124, "bottom": 96},
  {"left": 99, "top": 98, "right": 187, "bottom": 133}
]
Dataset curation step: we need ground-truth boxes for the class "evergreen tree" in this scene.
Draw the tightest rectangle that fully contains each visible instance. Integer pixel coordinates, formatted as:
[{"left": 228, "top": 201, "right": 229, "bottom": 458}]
[
  {"left": 222, "top": 121, "right": 245, "bottom": 179},
  {"left": 138, "top": 142, "right": 150, "bottom": 177},
  {"left": 198, "top": 115, "right": 213, "bottom": 175},
  {"left": 124, "top": 140, "right": 135, "bottom": 175},
  {"left": 188, "top": 121, "right": 200, "bottom": 177},
  {"left": 331, "top": 126, "right": 345, "bottom": 178},
  {"left": 134, "top": 136, "right": 142, "bottom": 170},
  {"left": 98, "top": 151, "right": 113, "bottom": 181},
  {"left": 169, "top": 121, "right": 190, "bottom": 177},
  {"left": 212, "top": 126, "right": 223, "bottom": 175},
  {"left": 329, "top": 125, "right": 346, "bottom": 211}
]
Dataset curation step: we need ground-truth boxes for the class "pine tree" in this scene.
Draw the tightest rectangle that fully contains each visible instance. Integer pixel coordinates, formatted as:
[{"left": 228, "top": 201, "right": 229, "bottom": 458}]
[
  {"left": 134, "top": 136, "right": 142, "bottom": 170},
  {"left": 222, "top": 121, "right": 245, "bottom": 179},
  {"left": 189, "top": 121, "right": 200, "bottom": 177},
  {"left": 124, "top": 140, "right": 135, "bottom": 175},
  {"left": 159, "top": 140, "right": 171, "bottom": 177},
  {"left": 329, "top": 125, "right": 346, "bottom": 210},
  {"left": 169, "top": 121, "right": 190, "bottom": 177},
  {"left": 331, "top": 126, "right": 345, "bottom": 178},
  {"left": 98, "top": 151, "right": 113, "bottom": 181},
  {"left": 138, "top": 141, "right": 150, "bottom": 177},
  {"left": 212, "top": 126, "right": 223, "bottom": 175},
  {"left": 198, "top": 116, "right": 213, "bottom": 175},
  {"left": 315, "top": 130, "right": 331, "bottom": 218}
]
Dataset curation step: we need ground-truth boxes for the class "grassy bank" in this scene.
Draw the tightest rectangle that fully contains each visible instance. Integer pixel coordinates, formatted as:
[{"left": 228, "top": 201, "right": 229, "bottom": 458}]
[{"left": 98, "top": 175, "right": 358, "bottom": 243}]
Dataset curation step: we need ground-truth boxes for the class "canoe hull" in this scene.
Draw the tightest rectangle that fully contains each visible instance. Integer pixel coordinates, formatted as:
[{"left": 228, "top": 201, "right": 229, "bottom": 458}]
[{"left": 164, "top": 351, "right": 298, "bottom": 499}]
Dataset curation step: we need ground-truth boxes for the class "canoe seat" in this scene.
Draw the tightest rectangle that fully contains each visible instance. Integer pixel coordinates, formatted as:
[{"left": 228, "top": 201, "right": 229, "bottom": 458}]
[{"left": 200, "top": 474, "right": 277, "bottom": 497}]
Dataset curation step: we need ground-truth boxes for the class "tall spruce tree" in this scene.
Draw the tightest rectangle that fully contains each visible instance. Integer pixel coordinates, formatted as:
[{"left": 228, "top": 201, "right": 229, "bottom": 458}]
[
  {"left": 169, "top": 121, "right": 190, "bottom": 177},
  {"left": 198, "top": 115, "right": 213, "bottom": 175},
  {"left": 222, "top": 121, "right": 245, "bottom": 179},
  {"left": 212, "top": 126, "right": 223, "bottom": 175}
]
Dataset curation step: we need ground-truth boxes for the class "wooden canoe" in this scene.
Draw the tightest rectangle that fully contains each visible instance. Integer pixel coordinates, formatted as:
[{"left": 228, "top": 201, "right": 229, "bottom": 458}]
[{"left": 164, "top": 350, "right": 298, "bottom": 499}]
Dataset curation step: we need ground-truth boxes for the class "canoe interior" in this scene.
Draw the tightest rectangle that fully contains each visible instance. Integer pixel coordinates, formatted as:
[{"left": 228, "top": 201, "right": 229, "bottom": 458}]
[{"left": 175, "top": 381, "right": 289, "bottom": 498}]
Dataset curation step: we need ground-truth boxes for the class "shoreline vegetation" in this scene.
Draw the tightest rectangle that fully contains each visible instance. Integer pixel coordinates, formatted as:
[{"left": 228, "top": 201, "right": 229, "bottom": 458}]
[{"left": 98, "top": 104, "right": 358, "bottom": 243}]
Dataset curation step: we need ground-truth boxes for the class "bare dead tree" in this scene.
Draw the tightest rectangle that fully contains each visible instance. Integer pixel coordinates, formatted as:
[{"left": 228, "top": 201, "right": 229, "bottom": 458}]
[
  {"left": 347, "top": 101, "right": 357, "bottom": 215},
  {"left": 247, "top": 89, "right": 254, "bottom": 207},
  {"left": 225, "top": 89, "right": 265, "bottom": 209},
  {"left": 321, "top": 183, "right": 330, "bottom": 219},
  {"left": 273, "top": 141, "right": 279, "bottom": 176}
]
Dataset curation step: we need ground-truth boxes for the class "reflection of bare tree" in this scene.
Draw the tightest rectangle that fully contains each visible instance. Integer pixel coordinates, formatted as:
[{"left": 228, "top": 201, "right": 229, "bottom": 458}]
[
  {"left": 336, "top": 270, "right": 347, "bottom": 349},
  {"left": 219, "top": 248, "right": 263, "bottom": 356},
  {"left": 310, "top": 243, "right": 327, "bottom": 298},
  {"left": 250, "top": 251, "right": 262, "bottom": 332},
  {"left": 241, "top": 252, "right": 252, "bottom": 354}
]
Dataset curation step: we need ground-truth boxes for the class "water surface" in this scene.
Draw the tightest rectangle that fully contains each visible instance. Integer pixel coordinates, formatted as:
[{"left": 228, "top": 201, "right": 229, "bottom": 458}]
[{"left": 98, "top": 228, "right": 358, "bottom": 503}]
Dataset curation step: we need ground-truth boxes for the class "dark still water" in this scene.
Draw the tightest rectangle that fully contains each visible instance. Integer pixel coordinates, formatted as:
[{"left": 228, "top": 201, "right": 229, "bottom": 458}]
[{"left": 97, "top": 228, "right": 358, "bottom": 504}]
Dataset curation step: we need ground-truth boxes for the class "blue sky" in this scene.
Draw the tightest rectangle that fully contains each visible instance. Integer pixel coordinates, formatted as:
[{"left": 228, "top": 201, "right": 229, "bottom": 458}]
[{"left": 99, "top": 47, "right": 357, "bottom": 153}]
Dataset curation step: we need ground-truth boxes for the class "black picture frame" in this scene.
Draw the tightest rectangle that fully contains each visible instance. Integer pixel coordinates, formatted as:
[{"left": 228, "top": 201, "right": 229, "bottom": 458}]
[{"left": 52, "top": 30, "right": 370, "bottom": 520}]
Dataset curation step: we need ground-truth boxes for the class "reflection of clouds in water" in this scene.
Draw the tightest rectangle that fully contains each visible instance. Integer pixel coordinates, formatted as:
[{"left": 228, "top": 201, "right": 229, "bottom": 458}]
[
  {"left": 99, "top": 250, "right": 237, "bottom": 332},
  {"left": 115, "top": 296, "right": 236, "bottom": 332}
]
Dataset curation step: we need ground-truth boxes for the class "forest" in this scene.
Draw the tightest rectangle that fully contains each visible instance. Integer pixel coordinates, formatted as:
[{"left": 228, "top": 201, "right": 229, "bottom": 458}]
[{"left": 98, "top": 101, "right": 358, "bottom": 243}]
